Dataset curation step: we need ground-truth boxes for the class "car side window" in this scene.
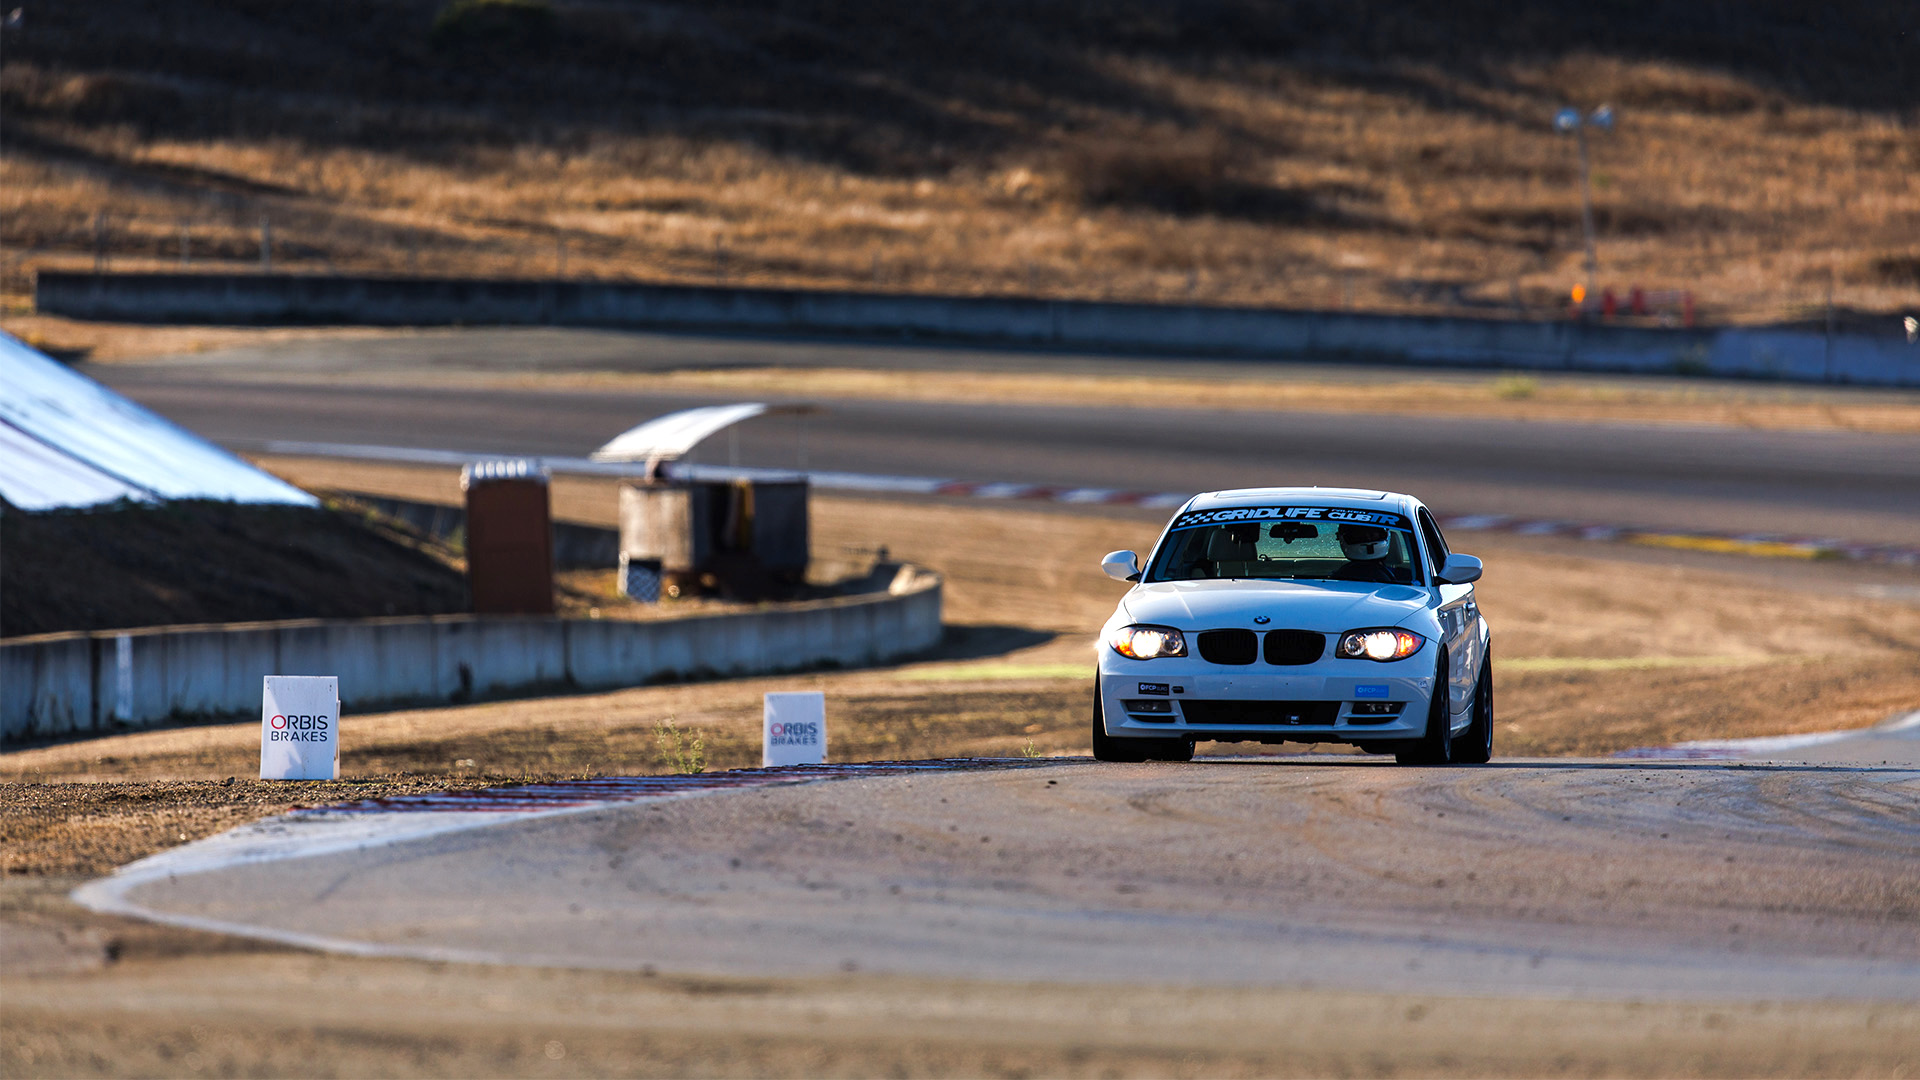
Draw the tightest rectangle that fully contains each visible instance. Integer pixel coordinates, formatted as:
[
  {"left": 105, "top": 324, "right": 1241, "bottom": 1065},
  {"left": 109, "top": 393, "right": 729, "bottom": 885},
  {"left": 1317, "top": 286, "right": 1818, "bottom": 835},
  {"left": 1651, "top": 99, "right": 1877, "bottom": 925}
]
[{"left": 1417, "top": 509, "right": 1450, "bottom": 575}]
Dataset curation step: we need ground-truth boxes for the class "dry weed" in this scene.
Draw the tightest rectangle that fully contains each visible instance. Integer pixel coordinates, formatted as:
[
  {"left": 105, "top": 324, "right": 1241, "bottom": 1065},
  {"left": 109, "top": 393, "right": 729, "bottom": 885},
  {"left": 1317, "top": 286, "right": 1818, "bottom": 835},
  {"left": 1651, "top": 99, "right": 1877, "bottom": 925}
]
[{"left": 1, "top": 3, "right": 1914, "bottom": 323}]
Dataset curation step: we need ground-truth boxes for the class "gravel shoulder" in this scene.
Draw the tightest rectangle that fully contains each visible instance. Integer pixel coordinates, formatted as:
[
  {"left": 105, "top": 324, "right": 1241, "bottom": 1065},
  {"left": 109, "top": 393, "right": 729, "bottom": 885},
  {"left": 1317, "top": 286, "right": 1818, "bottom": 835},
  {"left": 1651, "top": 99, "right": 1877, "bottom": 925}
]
[{"left": 9, "top": 943, "right": 1912, "bottom": 1078}]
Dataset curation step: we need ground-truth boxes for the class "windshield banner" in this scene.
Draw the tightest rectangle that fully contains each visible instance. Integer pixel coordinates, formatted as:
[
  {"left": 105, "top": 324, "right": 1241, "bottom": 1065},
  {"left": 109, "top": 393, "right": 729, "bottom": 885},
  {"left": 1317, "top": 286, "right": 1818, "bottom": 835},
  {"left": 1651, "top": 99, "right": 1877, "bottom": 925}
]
[{"left": 1168, "top": 506, "right": 1412, "bottom": 532}]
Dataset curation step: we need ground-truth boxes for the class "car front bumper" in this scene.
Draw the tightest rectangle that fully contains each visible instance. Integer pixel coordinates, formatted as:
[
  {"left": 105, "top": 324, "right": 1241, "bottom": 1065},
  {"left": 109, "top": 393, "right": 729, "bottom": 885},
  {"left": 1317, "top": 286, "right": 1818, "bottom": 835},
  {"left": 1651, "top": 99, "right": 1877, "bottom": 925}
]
[{"left": 1097, "top": 659, "right": 1437, "bottom": 743}]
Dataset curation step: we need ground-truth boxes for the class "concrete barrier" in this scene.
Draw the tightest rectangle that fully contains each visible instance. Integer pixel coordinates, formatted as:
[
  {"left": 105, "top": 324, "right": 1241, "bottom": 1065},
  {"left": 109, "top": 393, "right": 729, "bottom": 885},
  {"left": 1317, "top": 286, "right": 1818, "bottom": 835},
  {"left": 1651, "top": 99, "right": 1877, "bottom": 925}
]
[
  {"left": 34, "top": 271, "right": 1920, "bottom": 386},
  {"left": 1, "top": 567, "right": 941, "bottom": 742}
]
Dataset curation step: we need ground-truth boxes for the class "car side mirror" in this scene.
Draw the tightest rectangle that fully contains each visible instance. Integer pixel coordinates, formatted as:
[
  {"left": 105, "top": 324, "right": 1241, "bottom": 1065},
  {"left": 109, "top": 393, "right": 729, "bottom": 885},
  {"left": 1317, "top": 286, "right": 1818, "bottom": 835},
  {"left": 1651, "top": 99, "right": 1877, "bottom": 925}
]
[
  {"left": 1435, "top": 553, "right": 1482, "bottom": 585},
  {"left": 1100, "top": 550, "right": 1141, "bottom": 583}
]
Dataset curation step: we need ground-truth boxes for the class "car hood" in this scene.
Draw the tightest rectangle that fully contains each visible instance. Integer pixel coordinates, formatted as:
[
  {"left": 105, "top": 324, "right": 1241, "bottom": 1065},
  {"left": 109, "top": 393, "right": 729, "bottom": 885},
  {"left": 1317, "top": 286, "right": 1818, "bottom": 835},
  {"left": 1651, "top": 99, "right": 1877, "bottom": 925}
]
[{"left": 1123, "top": 578, "right": 1431, "bottom": 631}]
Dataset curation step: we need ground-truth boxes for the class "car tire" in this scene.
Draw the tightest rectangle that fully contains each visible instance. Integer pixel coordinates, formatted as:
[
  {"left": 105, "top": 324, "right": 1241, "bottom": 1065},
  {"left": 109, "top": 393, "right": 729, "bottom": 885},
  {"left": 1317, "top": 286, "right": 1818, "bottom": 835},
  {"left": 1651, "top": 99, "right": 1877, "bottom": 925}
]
[
  {"left": 1091, "top": 686, "right": 1146, "bottom": 762},
  {"left": 1090, "top": 686, "right": 1189, "bottom": 763},
  {"left": 1451, "top": 649, "right": 1493, "bottom": 765},
  {"left": 1395, "top": 651, "right": 1455, "bottom": 766}
]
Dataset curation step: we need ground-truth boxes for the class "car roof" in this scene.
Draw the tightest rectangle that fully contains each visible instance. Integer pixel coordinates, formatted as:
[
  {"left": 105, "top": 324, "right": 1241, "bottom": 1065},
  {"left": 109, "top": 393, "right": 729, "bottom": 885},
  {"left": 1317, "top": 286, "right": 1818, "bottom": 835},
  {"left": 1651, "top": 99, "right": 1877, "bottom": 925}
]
[{"left": 1184, "top": 487, "right": 1420, "bottom": 516}]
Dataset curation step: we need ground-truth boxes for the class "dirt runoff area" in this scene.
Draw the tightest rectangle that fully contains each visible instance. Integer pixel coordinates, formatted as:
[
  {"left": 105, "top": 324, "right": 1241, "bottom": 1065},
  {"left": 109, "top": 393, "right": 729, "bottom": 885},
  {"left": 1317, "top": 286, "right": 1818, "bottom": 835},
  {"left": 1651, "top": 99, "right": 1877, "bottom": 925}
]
[
  {"left": 8, "top": 936, "right": 1910, "bottom": 1078},
  {"left": 5, "top": 470, "right": 1920, "bottom": 1076}
]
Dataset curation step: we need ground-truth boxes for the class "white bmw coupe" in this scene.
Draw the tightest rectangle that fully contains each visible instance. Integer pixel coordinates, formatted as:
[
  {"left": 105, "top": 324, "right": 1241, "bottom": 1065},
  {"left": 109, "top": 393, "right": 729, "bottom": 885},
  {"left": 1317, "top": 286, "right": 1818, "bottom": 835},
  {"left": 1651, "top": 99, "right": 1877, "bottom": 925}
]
[{"left": 1095, "top": 487, "right": 1492, "bottom": 765}]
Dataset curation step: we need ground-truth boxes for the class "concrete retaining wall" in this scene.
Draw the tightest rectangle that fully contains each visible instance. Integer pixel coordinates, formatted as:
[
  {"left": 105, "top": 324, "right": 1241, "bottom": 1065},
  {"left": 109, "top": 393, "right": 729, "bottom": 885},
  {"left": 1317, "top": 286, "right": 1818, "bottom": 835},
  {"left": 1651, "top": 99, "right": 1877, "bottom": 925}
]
[
  {"left": 2, "top": 568, "right": 941, "bottom": 742},
  {"left": 35, "top": 271, "right": 1920, "bottom": 386}
]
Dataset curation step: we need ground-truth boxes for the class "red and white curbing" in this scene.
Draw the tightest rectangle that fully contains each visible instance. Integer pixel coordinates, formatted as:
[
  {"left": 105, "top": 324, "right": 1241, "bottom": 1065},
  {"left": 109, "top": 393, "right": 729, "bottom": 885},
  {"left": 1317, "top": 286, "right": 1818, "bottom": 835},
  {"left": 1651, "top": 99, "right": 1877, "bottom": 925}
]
[{"left": 258, "top": 440, "right": 1920, "bottom": 568}]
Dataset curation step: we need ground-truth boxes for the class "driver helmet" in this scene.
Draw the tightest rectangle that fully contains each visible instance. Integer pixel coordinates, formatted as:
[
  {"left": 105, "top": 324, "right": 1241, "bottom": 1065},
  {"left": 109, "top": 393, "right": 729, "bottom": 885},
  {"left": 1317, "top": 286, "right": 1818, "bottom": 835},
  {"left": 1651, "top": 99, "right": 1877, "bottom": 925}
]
[{"left": 1337, "top": 523, "right": 1391, "bottom": 561}]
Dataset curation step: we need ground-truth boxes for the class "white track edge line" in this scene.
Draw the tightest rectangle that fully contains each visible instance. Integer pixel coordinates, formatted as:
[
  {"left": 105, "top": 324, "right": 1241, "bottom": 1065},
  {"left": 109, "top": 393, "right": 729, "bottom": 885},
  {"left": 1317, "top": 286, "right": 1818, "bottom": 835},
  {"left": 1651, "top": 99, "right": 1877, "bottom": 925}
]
[
  {"left": 68, "top": 780, "right": 796, "bottom": 945},
  {"left": 69, "top": 764, "right": 1056, "bottom": 958}
]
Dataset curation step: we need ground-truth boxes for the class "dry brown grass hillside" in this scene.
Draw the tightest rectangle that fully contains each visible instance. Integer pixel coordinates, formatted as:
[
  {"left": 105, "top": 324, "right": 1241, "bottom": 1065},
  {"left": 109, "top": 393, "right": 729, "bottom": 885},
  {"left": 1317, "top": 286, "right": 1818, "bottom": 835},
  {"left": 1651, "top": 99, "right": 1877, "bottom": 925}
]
[{"left": 1, "top": 1, "right": 1916, "bottom": 325}]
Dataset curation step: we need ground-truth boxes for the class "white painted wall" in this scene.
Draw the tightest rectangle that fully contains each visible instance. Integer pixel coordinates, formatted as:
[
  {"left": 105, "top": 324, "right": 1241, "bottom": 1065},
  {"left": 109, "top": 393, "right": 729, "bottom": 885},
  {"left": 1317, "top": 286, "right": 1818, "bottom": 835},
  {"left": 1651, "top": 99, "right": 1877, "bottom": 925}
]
[{"left": 1, "top": 572, "right": 942, "bottom": 741}]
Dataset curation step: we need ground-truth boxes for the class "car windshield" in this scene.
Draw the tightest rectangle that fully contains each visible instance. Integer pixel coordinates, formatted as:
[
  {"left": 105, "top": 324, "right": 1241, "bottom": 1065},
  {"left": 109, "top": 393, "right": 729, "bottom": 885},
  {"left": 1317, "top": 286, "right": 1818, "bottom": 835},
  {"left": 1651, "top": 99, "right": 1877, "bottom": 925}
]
[{"left": 1145, "top": 506, "right": 1424, "bottom": 585}]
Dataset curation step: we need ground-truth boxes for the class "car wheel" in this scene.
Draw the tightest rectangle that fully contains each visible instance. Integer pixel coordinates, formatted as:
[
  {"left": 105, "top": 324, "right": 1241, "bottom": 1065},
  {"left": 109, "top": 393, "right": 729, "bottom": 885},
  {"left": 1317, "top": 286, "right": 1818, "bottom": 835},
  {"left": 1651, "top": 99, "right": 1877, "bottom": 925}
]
[
  {"left": 1395, "top": 651, "right": 1455, "bottom": 766},
  {"left": 1091, "top": 686, "right": 1147, "bottom": 762},
  {"left": 1451, "top": 649, "right": 1493, "bottom": 765},
  {"left": 1090, "top": 686, "right": 1189, "bottom": 763}
]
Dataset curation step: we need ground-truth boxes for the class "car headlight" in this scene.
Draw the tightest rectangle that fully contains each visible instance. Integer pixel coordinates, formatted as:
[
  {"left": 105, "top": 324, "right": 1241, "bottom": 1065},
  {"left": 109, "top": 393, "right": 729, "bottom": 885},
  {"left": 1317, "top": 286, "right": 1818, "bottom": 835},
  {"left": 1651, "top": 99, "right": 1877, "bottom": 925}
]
[
  {"left": 1336, "top": 628, "right": 1425, "bottom": 662},
  {"left": 1108, "top": 624, "right": 1188, "bottom": 660}
]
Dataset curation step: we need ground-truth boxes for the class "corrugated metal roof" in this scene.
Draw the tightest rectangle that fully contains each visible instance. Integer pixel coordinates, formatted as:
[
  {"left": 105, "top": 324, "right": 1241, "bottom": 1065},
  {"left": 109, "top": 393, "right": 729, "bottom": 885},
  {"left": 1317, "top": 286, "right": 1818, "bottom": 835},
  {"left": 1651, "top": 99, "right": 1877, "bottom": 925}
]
[
  {"left": 0, "top": 332, "right": 316, "bottom": 511},
  {"left": 0, "top": 419, "right": 149, "bottom": 509}
]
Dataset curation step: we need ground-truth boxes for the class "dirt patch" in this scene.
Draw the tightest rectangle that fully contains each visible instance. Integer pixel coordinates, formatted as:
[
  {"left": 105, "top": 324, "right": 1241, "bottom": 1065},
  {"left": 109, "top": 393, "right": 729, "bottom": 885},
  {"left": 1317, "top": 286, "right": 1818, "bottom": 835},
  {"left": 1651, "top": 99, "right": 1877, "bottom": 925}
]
[
  {"left": 0, "top": 777, "right": 490, "bottom": 878},
  {"left": 1, "top": 498, "right": 468, "bottom": 638},
  {"left": 548, "top": 564, "right": 903, "bottom": 622},
  {"left": 1499, "top": 658, "right": 1920, "bottom": 756},
  {"left": 6, "top": 945, "right": 1912, "bottom": 1078}
]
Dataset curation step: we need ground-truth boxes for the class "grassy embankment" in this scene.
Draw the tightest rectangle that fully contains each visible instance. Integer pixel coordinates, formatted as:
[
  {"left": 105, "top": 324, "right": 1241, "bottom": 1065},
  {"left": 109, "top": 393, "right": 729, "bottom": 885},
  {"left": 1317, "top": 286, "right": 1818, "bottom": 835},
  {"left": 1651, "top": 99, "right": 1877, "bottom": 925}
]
[{"left": 2, "top": 1, "right": 1916, "bottom": 334}]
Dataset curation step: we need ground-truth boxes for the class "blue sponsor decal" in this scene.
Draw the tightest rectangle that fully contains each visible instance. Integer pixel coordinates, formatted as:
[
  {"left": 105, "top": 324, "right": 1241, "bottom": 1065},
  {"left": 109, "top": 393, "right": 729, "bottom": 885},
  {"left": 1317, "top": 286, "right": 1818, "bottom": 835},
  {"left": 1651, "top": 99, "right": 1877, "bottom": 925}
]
[
  {"left": 1137, "top": 682, "right": 1169, "bottom": 696},
  {"left": 1354, "top": 684, "right": 1390, "bottom": 699}
]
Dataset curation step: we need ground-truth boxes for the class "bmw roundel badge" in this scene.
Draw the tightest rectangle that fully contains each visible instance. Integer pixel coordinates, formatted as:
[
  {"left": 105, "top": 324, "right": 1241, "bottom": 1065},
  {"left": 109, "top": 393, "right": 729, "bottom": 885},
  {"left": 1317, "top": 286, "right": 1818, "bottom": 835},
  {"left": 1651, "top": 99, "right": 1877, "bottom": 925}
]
[{"left": 1253, "top": 615, "right": 1271, "bottom": 624}]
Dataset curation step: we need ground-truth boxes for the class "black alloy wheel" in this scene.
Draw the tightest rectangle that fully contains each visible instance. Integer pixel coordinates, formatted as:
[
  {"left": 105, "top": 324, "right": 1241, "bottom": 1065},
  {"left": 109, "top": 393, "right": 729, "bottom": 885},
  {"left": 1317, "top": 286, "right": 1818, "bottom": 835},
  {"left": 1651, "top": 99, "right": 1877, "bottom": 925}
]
[
  {"left": 1451, "top": 649, "right": 1494, "bottom": 765},
  {"left": 1395, "top": 651, "right": 1455, "bottom": 766}
]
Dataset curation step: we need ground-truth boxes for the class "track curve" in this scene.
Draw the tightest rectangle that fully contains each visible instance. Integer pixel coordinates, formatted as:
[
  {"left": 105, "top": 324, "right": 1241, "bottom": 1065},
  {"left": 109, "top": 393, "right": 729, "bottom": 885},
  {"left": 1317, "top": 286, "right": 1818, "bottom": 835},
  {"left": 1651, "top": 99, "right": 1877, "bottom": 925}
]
[{"left": 92, "top": 752, "right": 1920, "bottom": 1001}]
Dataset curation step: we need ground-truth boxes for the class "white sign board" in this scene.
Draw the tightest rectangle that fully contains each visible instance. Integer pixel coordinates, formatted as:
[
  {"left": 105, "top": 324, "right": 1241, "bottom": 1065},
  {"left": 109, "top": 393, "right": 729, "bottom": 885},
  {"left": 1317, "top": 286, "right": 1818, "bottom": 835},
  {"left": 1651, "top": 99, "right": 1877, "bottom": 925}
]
[
  {"left": 261, "top": 675, "right": 340, "bottom": 780},
  {"left": 763, "top": 691, "right": 827, "bottom": 767}
]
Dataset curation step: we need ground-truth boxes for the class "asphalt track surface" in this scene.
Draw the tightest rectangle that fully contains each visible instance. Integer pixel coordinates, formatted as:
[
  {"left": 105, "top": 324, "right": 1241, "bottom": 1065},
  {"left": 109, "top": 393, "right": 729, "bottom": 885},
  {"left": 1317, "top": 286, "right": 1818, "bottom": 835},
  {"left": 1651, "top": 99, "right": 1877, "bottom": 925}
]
[
  {"left": 91, "top": 328, "right": 1920, "bottom": 545},
  {"left": 91, "top": 720, "right": 1920, "bottom": 1002}
]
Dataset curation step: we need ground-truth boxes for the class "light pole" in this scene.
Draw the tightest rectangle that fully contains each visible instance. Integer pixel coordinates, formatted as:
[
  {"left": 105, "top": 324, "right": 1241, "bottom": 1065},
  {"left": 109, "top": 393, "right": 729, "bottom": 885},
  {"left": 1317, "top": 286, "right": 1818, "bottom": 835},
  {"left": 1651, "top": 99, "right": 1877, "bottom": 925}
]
[{"left": 1554, "top": 104, "right": 1613, "bottom": 309}]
